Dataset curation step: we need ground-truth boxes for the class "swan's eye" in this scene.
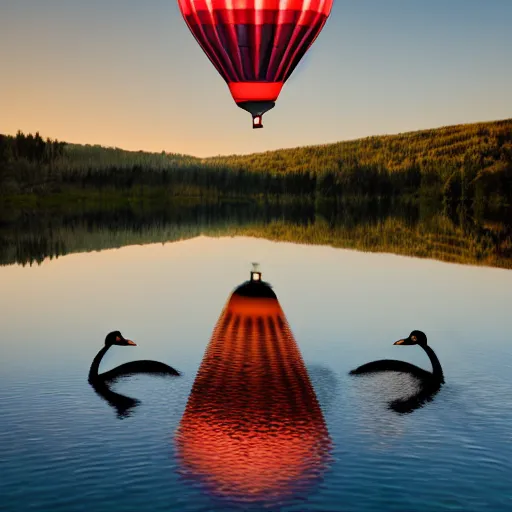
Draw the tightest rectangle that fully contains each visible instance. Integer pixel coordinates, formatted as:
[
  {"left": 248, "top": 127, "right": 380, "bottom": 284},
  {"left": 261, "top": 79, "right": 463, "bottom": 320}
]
[
  {"left": 116, "top": 336, "right": 121, "bottom": 342},
  {"left": 411, "top": 335, "right": 417, "bottom": 342}
]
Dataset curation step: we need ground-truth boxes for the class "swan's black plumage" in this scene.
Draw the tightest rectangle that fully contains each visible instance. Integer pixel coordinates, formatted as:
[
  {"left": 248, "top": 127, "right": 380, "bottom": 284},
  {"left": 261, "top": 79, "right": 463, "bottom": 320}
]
[
  {"left": 99, "top": 360, "right": 180, "bottom": 382},
  {"left": 88, "top": 331, "right": 180, "bottom": 418},
  {"left": 350, "top": 360, "right": 433, "bottom": 380},
  {"left": 349, "top": 330, "right": 444, "bottom": 414}
]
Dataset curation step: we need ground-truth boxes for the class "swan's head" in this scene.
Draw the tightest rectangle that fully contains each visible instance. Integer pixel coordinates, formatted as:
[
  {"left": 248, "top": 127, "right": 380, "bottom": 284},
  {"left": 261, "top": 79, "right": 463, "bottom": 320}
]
[
  {"left": 105, "top": 331, "right": 137, "bottom": 347},
  {"left": 394, "top": 330, "right": 427, "bottom": 347}
]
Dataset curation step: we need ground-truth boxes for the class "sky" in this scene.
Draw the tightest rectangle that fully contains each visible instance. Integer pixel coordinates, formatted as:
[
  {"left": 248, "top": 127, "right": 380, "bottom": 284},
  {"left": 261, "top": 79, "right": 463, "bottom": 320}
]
[{"left": 1, "top": 0, "right": 511, "bottom": 157}]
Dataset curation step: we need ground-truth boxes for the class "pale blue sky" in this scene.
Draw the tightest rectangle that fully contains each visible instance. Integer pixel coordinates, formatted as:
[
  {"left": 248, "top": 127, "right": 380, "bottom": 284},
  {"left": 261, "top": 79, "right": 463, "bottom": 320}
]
[{"left": 1, "top": 0, "right": 511, "bottom": 157}]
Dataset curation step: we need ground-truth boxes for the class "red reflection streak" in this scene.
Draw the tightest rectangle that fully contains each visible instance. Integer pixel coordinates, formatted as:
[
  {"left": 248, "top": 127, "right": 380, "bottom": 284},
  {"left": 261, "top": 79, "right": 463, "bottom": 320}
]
[{"left": 175, "top": 292, "right": 331, "bottom": 501}]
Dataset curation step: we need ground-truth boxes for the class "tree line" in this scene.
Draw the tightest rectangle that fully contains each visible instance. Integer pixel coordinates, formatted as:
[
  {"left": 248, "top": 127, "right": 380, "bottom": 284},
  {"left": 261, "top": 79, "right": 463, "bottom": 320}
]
[
  {"left": 0, "top": 131, "right": 65, "bottom": 165},
  {"left": 1, "top": 119, "right": 511, "bottom": 207}
]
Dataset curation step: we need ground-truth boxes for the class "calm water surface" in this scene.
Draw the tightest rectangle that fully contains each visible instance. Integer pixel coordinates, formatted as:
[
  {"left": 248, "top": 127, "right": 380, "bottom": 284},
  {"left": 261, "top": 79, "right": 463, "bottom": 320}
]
[{"left": 1, "top": 236, "right": 512, "bottom": 511}]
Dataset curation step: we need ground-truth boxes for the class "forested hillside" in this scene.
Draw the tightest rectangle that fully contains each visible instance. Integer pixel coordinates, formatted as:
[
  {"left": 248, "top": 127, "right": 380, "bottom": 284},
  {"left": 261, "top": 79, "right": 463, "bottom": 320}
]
[
  {"left": 206, "top": 118, "right": 512, "bottom": 205},
  {"left": 1, "top": 118, "right": 511, "bottom": 206}
]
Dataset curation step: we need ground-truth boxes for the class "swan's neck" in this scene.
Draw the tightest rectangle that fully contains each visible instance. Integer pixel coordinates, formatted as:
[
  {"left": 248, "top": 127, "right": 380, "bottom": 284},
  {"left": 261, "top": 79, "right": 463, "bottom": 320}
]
[
  {"left": 421, "top": 344, "right": 444, "bottom": 382},
  {"left": 88, "top": 345, "right": 110, "bottom": 382}
]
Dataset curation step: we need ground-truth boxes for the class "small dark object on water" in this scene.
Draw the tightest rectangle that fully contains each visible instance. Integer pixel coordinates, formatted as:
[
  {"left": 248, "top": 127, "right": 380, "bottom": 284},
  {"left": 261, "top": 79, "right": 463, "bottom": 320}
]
[
  {"left": 88, "top": 331, "right": 180, "bottom": 418},
  {"left": 350, "top": 330, "right": 444, "bottom": 414}
]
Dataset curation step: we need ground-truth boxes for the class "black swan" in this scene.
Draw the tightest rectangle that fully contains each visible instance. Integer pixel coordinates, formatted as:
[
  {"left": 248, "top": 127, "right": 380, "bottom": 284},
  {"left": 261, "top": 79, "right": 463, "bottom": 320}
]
[
  {"left": 88, "top": 331, "right": 180, "bottom": 418},
  {"left": 349, "top": 330, "right": 444, "bottom": 413}
]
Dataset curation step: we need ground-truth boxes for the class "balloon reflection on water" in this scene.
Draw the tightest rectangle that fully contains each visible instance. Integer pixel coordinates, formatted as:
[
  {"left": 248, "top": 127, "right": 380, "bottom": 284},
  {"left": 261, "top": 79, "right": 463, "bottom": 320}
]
[{"left": 175, "top": 271, "right": 332, "bottom": 502}]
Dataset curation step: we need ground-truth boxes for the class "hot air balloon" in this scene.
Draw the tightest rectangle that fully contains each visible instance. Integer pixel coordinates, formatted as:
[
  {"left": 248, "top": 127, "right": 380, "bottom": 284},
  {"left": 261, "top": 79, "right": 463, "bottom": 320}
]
[
  {"left": 175, "top": 266, "right": 332, "bottom": 503},
  {"left": 177, "top": 0, "right": 334, "bottom": 128}
]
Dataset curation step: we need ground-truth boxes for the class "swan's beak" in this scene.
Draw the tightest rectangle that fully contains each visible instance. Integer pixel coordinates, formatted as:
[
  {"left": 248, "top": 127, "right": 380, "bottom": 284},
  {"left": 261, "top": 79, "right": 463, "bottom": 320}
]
[
  {"left": 394, "top": 339, "right": 406, "bottom": 345},
  {"left": 126, "top": 339, "right": 137, "bottom": 346}
]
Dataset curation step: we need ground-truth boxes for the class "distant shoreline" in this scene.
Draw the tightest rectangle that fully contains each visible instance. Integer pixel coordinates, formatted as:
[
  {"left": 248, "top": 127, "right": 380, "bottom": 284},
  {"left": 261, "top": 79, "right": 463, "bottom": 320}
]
[{"left": 1, "top": 118, "right": 511, "bottom": 209}]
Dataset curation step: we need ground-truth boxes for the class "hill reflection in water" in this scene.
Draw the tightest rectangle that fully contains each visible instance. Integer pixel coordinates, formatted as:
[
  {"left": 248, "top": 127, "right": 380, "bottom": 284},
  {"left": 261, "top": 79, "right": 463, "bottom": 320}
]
[
  {"left": 174, "top": 274, "right": 332, "bottom": 504},
  {"left": 1, "top": 200, "right": 511, "bottom": 268}
]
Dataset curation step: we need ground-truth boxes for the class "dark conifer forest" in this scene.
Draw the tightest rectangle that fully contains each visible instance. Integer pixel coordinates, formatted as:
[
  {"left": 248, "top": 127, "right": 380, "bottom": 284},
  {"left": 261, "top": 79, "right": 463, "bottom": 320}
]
[{"left": 1, "top": 118, "right": 511, "bottom": 207}]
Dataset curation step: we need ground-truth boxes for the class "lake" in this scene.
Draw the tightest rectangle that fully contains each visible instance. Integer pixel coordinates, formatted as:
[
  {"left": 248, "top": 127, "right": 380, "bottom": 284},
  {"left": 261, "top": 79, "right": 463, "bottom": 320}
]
[{"left": 1, "top": 206, "right": 512, "bottom": 511}]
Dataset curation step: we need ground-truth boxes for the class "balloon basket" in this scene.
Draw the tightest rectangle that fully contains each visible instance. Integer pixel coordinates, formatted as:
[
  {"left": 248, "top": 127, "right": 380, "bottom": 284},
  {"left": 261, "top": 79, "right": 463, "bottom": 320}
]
[{"left": 253, "top": 116, "right": 263, "bottom": 129}]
